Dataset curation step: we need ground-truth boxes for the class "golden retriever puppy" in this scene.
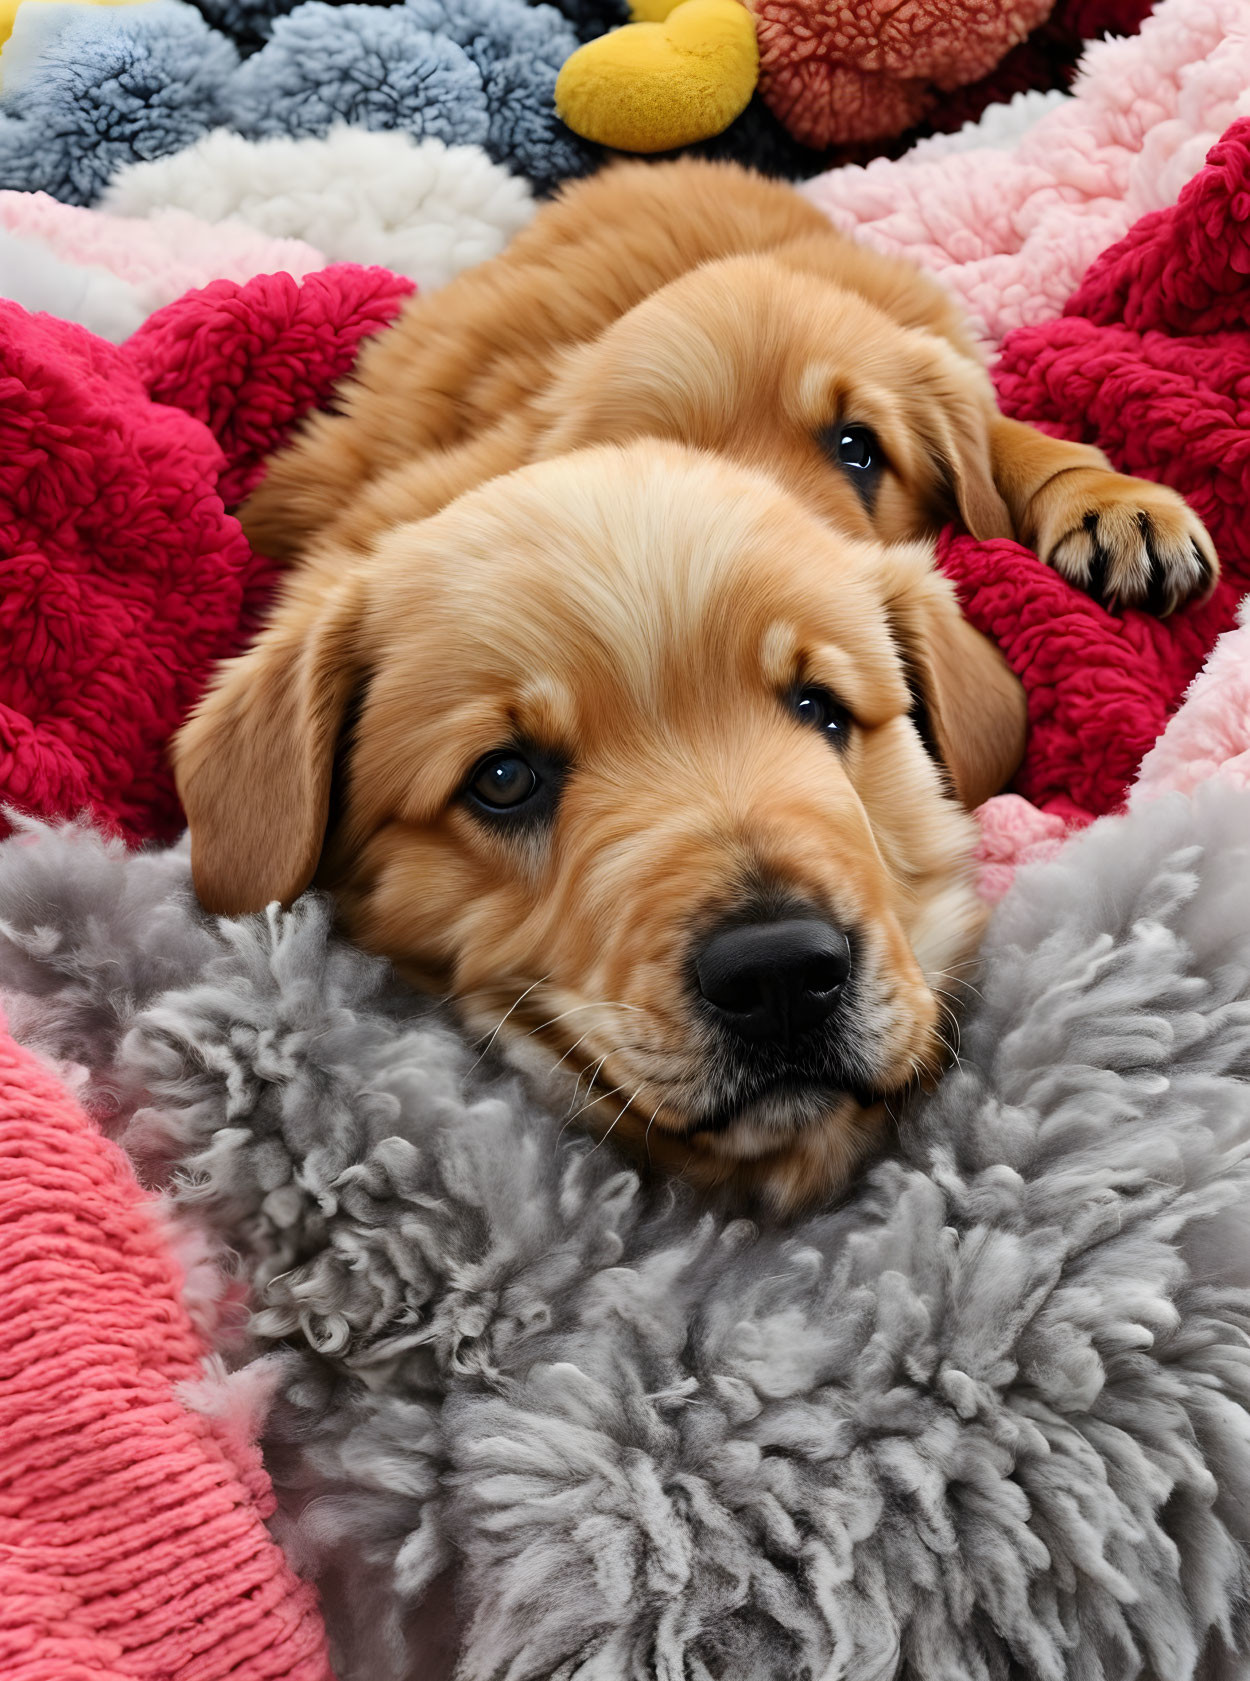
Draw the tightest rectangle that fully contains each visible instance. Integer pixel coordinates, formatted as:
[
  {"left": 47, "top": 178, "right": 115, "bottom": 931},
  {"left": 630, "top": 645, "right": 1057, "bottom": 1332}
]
[
  {"left": 176, "top": 444, "right": 1027, "bottom": 1212},
  {"left": 243, "top": 159, "right": 1216, "bottom": 612}
]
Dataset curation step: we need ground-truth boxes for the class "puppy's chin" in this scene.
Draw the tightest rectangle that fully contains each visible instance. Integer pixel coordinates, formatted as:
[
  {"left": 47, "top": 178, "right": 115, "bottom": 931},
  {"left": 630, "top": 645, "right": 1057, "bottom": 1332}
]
[
  {"left": 662, "top": 1085, "right": 892, "bottom": 1215},
  {"left": 708, "top": 1097, "right": 890, "bottom": 1214},
  {"left": 681, "top": 1082, "right": 871, "bottom": 1159},
  {"left": 494, "top": 1026, "right": 894, "bottom": 1213}
]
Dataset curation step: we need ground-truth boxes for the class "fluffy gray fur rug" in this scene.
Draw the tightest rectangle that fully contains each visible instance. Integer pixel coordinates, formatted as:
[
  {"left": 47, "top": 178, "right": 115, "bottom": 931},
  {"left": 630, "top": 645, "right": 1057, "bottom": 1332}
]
[{"left": 3, "top": 786, "right": 1250, "bottom": 1681}]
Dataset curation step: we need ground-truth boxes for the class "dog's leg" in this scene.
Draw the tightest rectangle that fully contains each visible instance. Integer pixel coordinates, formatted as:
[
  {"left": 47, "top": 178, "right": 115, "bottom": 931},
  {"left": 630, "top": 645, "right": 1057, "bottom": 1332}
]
[{"left": 989, "top": 414, "right": 1217, "bottom": 612}]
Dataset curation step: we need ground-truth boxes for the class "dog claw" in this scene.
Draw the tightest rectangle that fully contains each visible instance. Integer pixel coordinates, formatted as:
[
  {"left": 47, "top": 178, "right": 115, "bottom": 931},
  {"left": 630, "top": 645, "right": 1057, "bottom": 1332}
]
[{"left": 1041, "top": 489, "right": 1216, "bottom": 616}]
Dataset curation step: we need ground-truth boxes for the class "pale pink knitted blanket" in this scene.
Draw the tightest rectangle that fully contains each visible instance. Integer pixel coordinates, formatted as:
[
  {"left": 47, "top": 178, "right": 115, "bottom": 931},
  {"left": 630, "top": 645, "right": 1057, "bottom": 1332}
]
[
  {"left": 1133, "top": 598, "right": 1250, "bottom": 804},
  {"left": 0, "top": 1009, "right": 332, "bottom": 1681}
]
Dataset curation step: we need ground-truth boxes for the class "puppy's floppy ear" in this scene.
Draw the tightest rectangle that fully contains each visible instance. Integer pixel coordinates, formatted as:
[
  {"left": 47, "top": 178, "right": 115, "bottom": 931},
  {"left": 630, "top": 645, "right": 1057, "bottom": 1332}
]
[
  {"left": 913, "top": 349, "right": 1014, "bottom": 543},
  {"left": 882, "top": 544, "right": 1027, "bottom": 810},
  {"left": 173, "top": 573, "right": 364, "bottom": 917}
]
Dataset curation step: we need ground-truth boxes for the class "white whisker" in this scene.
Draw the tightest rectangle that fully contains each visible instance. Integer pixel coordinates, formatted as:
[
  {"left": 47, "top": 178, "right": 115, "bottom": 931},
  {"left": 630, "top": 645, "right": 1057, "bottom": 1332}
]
[
  {"left": 643, "top": 1094, "right": 666, "bottom": 1164},
  {"left": 526, "top": 1000, "right": 647, "bottom": 1039},
  {"left": 556, "top": 1076, "right": 629, "bottom": 1145},
  {"left": 569, "top": 1073, "right": 618, "bottom": 1124},
  {"left": 467, "top": 973, "right": 551, "bottom": 1073},
  {"left": 565, "top": 1050, "right": 612, "bottom": 1118},
  {"left": 552, "top": 1027, "right": 596, "bottom": 1071},
  {"left": 588, "top": 1084, "right": 645, "bottom": 1153}
]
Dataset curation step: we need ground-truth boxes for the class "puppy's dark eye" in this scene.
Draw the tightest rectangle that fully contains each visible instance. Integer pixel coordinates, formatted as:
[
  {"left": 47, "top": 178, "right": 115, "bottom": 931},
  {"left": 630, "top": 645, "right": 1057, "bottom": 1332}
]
[
  {"left": 819, "top": 421, "right": 884, "bottom": 509},
  {"left": 835, "top": 424, "right": 877, "bottom": 472},
  {"left": 468, "top": 751, "right": 540, "bottom": 811},
  {"left": 792, "top": 685, "right": 851, "bottom": 746}
]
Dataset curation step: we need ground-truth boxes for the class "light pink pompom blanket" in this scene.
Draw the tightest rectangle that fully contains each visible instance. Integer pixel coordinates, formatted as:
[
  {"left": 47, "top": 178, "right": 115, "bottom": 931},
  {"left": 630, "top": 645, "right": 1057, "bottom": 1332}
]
[
  {"left": 0, "top": 192, "right": 325, "bottom": 296},
  {"left": 0, "top": 191, "right": 327, "bottom": 341},
  {"left": 803, "top": 0, "right": 1250, "bottom": 348}
]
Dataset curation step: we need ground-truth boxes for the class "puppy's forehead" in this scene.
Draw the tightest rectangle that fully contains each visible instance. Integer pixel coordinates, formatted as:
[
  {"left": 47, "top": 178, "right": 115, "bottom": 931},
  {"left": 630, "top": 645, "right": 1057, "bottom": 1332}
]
[
  {"left": 605, "top": 257, "right": 938, "bottom": 418},
  {"left": 367, "top": 447, "right": 903, "bottom": 719}
]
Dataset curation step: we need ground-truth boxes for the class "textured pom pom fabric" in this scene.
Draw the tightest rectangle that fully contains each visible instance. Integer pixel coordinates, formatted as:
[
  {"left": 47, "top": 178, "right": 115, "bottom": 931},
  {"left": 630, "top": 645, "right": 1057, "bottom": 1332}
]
[
  {"left": 0, "top": 2, "right": 240, "bottom": 206},
  {"left": 0, "top": 186, "right": 327, "bottom": 337},
  {"left": 554, "top": 0, "right": 759, "bottom": 154},
  {"left": 224, "top": 4, "right": 492, "bottom": 149},
  {"left": 0, "top": 0, "right": 1158, "bottom": 199},
  {"left": 751, "top": 0, "right": 1054, "bottom": 148},
  {"left": 0, "top": 0, "right": 597, "bottom": 202},
  {"left": 103, "top": 128, "right": 535, "bottom": 292}
]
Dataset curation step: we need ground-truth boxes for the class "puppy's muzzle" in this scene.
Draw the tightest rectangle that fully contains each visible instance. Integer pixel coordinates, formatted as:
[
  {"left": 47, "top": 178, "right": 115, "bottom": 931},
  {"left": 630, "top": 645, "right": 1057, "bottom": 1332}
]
[{"left": 695, "top": 915, "right": 851, "bottom": 1048}]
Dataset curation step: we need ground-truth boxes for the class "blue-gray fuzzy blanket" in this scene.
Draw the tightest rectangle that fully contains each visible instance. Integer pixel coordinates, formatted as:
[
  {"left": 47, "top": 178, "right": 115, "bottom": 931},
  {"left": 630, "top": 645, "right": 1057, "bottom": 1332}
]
[{"left": 2, "top": 783, "right": 1249, "bottom": 1680}]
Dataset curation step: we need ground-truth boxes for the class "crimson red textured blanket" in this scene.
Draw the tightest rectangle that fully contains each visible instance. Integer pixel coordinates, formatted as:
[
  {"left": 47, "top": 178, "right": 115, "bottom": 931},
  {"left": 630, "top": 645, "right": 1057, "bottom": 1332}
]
[
  {"left": 1, "top": 266, "right": 413, "bottom": 846},
  {"left": 2, "top": 118, "right": 1249, "bottom": 849}
]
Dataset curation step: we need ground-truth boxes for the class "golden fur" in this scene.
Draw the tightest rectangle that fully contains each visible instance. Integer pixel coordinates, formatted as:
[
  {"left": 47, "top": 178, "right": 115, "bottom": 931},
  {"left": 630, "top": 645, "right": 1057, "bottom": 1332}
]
[{"left": 175, "top": 161, "right": 1216, "bottom": 1212}]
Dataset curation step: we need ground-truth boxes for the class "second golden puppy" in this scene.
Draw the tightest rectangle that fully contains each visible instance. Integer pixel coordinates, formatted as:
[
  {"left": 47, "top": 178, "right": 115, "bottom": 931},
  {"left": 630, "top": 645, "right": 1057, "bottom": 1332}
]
[
  {"left": 176, "top": 444, "right": 1024, "bottom": 1212},
  {"left": 243, "top": 160, "right": 1216, "bottom": 613}
]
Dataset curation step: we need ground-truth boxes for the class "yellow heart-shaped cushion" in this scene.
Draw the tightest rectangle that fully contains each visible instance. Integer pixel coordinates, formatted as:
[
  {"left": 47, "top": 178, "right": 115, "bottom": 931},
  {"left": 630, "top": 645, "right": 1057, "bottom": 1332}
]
[
  {"left": 555, "top": 0, "right": 758, "bottom": 155},
  {"left": 627, "top": 0, "right": 686, "bottom": 21}
]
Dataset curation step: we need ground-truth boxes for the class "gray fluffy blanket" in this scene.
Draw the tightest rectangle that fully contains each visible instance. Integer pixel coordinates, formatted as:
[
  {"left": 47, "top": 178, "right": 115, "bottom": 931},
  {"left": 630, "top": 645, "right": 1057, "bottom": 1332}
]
[{"left": 3, "top": 786, "right": 1250, "bottom": 1681}]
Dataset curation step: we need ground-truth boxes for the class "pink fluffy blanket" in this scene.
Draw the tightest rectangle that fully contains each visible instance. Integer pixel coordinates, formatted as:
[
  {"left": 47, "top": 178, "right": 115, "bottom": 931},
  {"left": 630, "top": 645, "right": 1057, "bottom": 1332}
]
[
  {"left": 0, "top": 190, "right": 327, "bottom": 342},
  {"left": 946, "top": 113, "right": 1250, "bottom": 818},
  {"left": 805, "top": 0, "right": 1250, "bottom": 348},
  {"left": 0, "top": 265, "right": 412, "bottom": 846}
]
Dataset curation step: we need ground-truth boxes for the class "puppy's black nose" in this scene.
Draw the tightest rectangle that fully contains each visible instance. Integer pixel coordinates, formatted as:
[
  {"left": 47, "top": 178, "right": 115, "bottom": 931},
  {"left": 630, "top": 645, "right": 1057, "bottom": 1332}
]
[{"left": 695, "top": 918, "right": 851, "bottom": 1045}]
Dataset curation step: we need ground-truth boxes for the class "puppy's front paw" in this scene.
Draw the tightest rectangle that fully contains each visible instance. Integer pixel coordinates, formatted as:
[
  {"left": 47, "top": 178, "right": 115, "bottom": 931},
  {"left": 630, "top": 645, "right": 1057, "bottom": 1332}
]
[{"left": 1031, "top": 469, "right": 1217, "bottom": 613}]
